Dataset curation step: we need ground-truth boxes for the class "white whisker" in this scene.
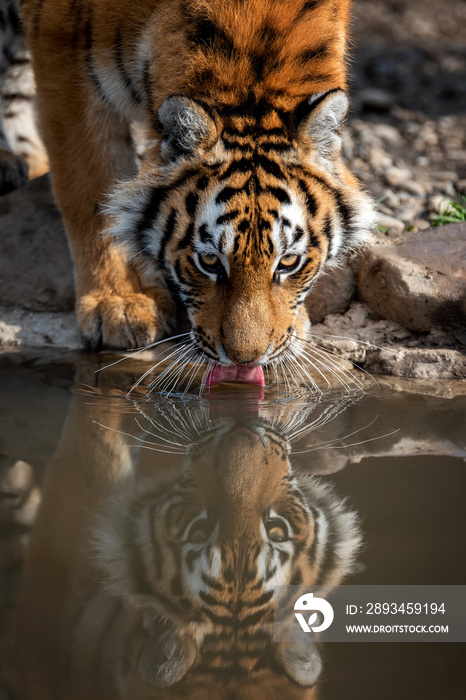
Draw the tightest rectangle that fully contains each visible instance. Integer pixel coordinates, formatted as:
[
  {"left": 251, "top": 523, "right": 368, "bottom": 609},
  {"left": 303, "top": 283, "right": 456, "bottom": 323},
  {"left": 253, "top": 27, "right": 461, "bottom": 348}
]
[{"left": 95, "top": 332, "right": 191, "bottom": 373}]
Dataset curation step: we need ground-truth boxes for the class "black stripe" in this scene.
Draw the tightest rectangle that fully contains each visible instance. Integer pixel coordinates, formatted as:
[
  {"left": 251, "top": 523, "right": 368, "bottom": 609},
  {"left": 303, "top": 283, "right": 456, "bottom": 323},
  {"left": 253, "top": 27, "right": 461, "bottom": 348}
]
[
  {"left": 134, "top": 186, "right": 169, "bottom": 251},
  {"left": 297, "top": 179, "right": 318, "bottom": 215},
  {"left": 199, "top": 590, "right": 226, "bottom": 607},
  {"left": 215, "top": 186, "right": 243, "bottom": 205},
  {"left": 198, "top": 223, "right": 213, "bottom": 244},
  {"left": 185, "top": 191, "right": 199, "bottom": 218},
  {"left": 158, "top": 208, "right": 178, "bottom": 265},
  {"left": 185, "top": 16, "right": 238, "bottom": 61},
  {"left": 219, "top": 158, "right": 252, "bottom": 180},
  {"left": 114, "top": 27, "right": 143, "bottom": 105},
  {"left": 243, "top": 590, "right": 274, "bottom": 607},
  {"left": 216, "top": 210, "right": 239, "bottom": 226},
  {"left": 298, "top": 40, "right": 333, "bottom": 65},
  {"left": 294, "top": 0, "right": 326, "bottom": 23},
  {"left": 269, "top": 186, "right": 291, "bottom": 204},
  {"left": 202, "top": 573, "right": 224, "bottom": 591},
  {"left": 84, "top": 14, "right": 112, "bottom": 108},
  {"left": 256, "top": 154, "right": 285, "bottom": 180},
  {"left": 2, "top": 93, "right": 32, "bottom": 102},
  {"left": 177, "top": 221, "right": 195, "bottom": 250},
  {"left": 292, "top": 226, "right": 304, "bottom": 244},
  {"left": 259, "top": 140, "right": 290, "bottom": 153}
]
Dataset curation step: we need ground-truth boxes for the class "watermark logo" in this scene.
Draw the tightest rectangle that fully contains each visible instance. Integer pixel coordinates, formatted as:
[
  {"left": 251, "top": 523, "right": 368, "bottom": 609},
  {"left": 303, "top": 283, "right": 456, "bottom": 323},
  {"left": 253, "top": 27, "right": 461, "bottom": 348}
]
[{"left": 294, "top": 592, "right": 334, "bottom": 633}]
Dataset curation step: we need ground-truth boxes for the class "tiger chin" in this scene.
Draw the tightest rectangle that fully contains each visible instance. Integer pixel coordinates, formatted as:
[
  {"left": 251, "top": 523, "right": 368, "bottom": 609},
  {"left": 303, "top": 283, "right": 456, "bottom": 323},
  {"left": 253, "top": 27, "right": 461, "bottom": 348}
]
[
  {"left": 94, "top": 416, "right": 361, "bottom": 691},
  {"left": 22, "top": 0, "right": 375, "bottom": 385}
]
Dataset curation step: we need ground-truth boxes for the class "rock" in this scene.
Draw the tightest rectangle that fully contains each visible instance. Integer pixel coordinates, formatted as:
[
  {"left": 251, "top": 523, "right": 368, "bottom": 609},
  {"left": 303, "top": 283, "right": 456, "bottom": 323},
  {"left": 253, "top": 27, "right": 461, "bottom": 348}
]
[
  {"left": 376, "top": 213, "right": 405, "bottom": 233},
  {"left": 368, "top": 145, "right": 392, "bottom": 171},
  {"left": 394, "top": 207, "right": 417, "bottom": 224},
  {"left": 358, "top": 223, "right": 466, "bottom": 333},
  {"left": 371, "top": 123, "right": 402, "bottom": 144},
  {"left": 307, "top": 302, "right": 466, "bottom": 383},
  {"left": 0, "top": 306, "right": 81, "bottom": 349},
  {"left": 384, "top": 166, "right": 412, "bottom": 187},
  {"left": 456, "top": 179, "right": 466, "bottom": 196},
  {"left": 430, "top": 170, "right": 458, "bottom": 183},
  {"left": 413, "top": 219, "right": 431, "bottom": 231},
  {"left": 381, "top": 190, "right": 400, "bottom": 209},
  {"left": 429, "top": 195, "right": 455, "bottom": 215},
  {"left": 359, "top": 88, "right": 394, "bottom": 112},
  {"left": 403, "top": 180, "right": 427, "bottom": 197},
  {"left": 305, "top": 264, "right": 356, "bottom": 324},
  {"left": 0, "top": 175, "right": 74, "bottom": 312},
  {"left": 364, "top": 348, "right": 466, "bottom": 380}
]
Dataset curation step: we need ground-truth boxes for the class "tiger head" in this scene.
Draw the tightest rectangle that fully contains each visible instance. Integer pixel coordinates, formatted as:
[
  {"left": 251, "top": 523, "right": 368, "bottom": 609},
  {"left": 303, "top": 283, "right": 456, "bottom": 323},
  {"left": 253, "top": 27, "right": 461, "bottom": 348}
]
[
  {"left": 109, "top": 89, "right": 374, "bottom": 383},
  {"left": 94, "top": 407, "right": 361, "bottom": 691}
]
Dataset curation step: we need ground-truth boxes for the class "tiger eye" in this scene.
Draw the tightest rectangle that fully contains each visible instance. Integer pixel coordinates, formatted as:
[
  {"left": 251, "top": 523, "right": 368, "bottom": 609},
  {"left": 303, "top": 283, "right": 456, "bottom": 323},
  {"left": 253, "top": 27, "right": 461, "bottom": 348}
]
[
  {"left": 278, "top": 253, "right": 299, "bottom": 270},
  {"left": 267, "top": 525, "right": 287, "bottom": 542},
  {"left": 265, "top": 518, "right": 290, "bottom": 543},
  {"left": 187, "top": 520, "right": 213, "bottom": 544},
  {"left": 199, "top": 252, "right": 220, "bottom": 267}
]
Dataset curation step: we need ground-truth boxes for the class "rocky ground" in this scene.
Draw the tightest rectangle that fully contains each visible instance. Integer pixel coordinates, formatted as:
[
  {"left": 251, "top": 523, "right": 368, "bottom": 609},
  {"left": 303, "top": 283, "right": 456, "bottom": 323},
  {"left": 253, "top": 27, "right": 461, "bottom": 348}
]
[{"left": 0, "top": 0, "right": 465, "bottom": 382}]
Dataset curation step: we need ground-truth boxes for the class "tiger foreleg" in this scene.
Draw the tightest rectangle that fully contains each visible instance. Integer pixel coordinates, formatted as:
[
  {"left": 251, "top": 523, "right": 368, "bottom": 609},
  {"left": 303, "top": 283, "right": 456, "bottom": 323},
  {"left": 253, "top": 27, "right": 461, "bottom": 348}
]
[{"left": 31, "top": 49, "right": 174, "bottom": 350}]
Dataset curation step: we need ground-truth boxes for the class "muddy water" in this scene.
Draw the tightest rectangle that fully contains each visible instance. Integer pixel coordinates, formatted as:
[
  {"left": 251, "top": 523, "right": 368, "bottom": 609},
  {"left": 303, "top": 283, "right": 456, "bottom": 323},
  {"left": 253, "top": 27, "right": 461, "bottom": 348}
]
[{"left": 0, "top": 350, "right": 465, "bottom": 699}]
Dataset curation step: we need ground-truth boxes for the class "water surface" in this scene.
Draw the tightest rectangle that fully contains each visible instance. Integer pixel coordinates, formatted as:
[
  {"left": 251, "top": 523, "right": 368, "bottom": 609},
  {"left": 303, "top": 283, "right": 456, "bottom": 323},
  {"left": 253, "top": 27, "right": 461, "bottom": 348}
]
[{"left": 0, "top": 349, "right": 465, "bottom": 699}]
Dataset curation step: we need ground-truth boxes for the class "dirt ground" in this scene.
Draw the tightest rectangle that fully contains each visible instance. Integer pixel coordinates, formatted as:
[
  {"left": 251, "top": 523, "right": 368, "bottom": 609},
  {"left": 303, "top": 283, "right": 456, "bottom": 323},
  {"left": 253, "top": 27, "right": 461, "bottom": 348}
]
[{"left": 352, "top": 0, "right": 466, "bottom": 120}]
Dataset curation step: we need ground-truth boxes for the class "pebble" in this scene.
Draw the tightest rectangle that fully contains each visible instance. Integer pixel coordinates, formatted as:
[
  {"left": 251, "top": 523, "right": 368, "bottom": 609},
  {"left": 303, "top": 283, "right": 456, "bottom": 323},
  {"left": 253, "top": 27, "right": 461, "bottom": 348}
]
[
  {"left": 371, "top": 123, "right": 402, "bottom": 144},
  {"left": 456, "top": 179, "right": 466, "bottom": 195},
  {"left": 376, "top": 213, "right": 405, "bottom": 232},
  {"left": 384, "top": 166, "right": 412, "bottom": 187},
  {"left": 429, "top": 195, "right": 454, "bottom": 215},
  {"left": 413, "top": 219, "right": 431, "bottom": 231},
  {"left": 395, "top": 208, "right": 417, "bottom": 224},
  {"left": 381, "top": 189, "right": 400, "bottom": 208},
  {"left": 344, "top": 112, "right": 464, "bottom": 240},
  {"left": 369, "top": 145, "right": 392, "bottom": 170},
  {"left": 403, "top": 180, "right": 428, "bottom": 197},
  {"left": 360, "top": 88, "right": 394, "bottom": 112},
  {"left": 430, "top": 171, "right": 458, "bottom": 182},
  {"left": 440, "top": 182, "right": 458, "bottom": 198}
]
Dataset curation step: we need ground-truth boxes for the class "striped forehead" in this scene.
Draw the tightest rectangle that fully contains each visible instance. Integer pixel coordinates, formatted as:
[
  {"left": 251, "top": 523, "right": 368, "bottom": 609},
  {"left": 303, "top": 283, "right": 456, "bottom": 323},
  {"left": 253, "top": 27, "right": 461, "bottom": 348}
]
[{"left": 194, "top": 183, "right": 310, "bottom": 262}]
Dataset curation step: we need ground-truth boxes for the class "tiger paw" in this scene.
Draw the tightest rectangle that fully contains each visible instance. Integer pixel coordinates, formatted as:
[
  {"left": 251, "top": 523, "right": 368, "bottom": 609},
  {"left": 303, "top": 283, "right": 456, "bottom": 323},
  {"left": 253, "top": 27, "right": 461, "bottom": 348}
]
[
  {"left": 0, "top": 149, "right": 28, "bottom": 195},
  {"left": 77, "top": 288, "right": 175, "bottom": 350}
]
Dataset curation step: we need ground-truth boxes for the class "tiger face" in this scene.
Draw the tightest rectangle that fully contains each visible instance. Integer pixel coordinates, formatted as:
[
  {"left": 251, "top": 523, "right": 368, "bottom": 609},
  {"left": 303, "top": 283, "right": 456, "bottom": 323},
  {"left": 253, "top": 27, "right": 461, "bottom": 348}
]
[
  {"left": 95, "top": 412, "right": 361, "bottom": 688},
  {"left": 109, "top": 90, "right": 374, "bottom": 381}
]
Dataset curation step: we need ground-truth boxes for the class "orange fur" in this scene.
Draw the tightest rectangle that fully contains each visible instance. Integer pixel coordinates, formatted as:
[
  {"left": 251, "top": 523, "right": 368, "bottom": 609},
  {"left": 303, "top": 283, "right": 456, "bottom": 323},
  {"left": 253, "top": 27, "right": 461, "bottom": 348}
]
[{"left": 22, "top": 0, "right": 373, "bottom": 359}]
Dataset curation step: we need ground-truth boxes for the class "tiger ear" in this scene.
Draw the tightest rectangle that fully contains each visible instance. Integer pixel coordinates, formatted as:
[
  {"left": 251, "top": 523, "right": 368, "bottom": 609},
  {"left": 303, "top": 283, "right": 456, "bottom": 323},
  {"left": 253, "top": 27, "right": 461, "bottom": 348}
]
[
  {"left": 158, "top": 96, "right": 218, "bottom": 161},
  {"left": 138, "top": 619, "right": 196, "bottom": 688},
  {"left": 296, "top": 89, "right": 349, "bottom": 159},
  {"left": 275, "top": 640, "right": 323, "bottom": 687}
]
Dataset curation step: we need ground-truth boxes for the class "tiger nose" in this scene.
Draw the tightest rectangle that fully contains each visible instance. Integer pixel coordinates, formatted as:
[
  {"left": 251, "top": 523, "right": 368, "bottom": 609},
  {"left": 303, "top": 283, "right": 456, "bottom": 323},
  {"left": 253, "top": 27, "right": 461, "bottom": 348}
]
[
  {"left": 220, "top": 292, "right": 273, "bottom": 364},
  {"left": 221, "top": 342, "right": 263, "bottom": 366},
  {"left": 220, "top": 330, "right": 269, "bottom": 366}
]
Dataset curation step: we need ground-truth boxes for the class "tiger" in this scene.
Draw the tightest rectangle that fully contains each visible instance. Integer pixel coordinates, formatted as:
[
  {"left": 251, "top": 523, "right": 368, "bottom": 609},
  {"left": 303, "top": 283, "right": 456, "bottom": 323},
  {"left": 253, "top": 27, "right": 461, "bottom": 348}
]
[
  {"left": 2, "top": 391, "right": 361, "bottom": 698},
  {"left": 19, "top": 0, "right": 374, "bottom": 387},
  {"left": 0, "top": 0, "right": 47, "bottom": 193}
]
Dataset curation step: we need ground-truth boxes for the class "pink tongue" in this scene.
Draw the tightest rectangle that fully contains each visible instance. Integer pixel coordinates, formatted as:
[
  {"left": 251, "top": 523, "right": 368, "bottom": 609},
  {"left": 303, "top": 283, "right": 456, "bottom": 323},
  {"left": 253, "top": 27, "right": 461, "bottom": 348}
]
[{"left": 206, "top": 364, "right": 265, "bottom": 387}]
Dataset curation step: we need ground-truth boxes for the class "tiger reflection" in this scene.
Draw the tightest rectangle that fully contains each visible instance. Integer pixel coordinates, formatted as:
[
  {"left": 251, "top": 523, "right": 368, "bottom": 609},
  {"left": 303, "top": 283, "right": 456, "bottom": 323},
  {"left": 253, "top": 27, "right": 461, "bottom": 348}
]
[{"left": 2, "top": 394, "right": 361, "bottom": 699}]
